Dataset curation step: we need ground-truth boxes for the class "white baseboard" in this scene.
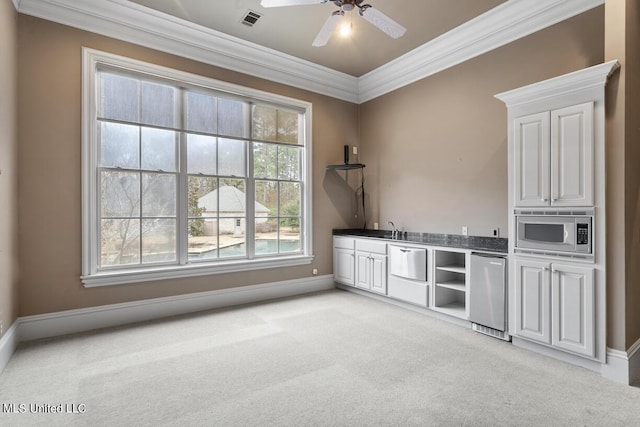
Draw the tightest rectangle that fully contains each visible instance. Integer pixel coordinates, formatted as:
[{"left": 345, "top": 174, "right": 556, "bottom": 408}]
[
  {"left": 600, "top": 337, "right": 640, "bottom": 386},
  {"left": 628, "top": 338, "right": 640, "bottom": 386},
  {"left": 0, "top": 321, "right": 20, "bottom": 376},
  {"left": 18, "top": 275, "right": 335, "bottom": 342}
]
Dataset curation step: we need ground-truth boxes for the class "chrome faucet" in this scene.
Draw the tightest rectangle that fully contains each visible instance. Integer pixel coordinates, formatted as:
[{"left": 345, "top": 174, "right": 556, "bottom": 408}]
[{"left": 388, "top": 221, "right": 399, "bottom": 239}]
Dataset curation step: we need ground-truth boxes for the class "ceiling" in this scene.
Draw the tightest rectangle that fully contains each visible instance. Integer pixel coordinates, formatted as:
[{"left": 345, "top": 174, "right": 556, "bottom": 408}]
[{"left": 127, "top": 0, "right": 506, "bottom": 77}]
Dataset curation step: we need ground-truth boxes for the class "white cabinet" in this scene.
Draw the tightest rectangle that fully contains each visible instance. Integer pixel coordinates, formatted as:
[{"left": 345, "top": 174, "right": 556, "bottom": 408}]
[
  {"left": 514, "top": 102, "right": 593, "bottom": 207},
  {"left": 355, "top": 239, "right": 387, "bottom": 295},
  {"left": 514, "top": 258, "right": 594, "bottom": 358},
  {"left": 333, "top": 236, "right": 355, "bottom": 286}
]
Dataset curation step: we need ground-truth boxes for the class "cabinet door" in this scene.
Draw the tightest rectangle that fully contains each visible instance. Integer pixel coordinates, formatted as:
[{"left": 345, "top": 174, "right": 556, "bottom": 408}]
[
  {"left": 514, "top": 259, "right": 551, "bottom": 344},
  {"left": 370, "top": 254, "right": 387, "bottom": 295},
  {"left": 355, "top": 252, "right": 371, "bottom": 290},
  {"left": 550, "top": 102, "right": 594, "bottom": 206},
  {"left": 514, "top": 112, "right": 550, "bottom": 207},
  {"left": 551, "top": 264, "right": 595, "bottom": 357},
  {"left": 334, "top": 248, "right": 355, "bottom": 286}
]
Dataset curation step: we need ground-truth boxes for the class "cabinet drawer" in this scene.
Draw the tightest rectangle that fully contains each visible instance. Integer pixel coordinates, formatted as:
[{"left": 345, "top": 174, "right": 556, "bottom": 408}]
[
  {"left": 387, "top": 276, "right": 428, "bottom": 307},
  {"left": 333, "top": 236, "right": 355, "bottom": 250},
  {"left": 356, "top": 239, "right": 387, "bottom": 254}
]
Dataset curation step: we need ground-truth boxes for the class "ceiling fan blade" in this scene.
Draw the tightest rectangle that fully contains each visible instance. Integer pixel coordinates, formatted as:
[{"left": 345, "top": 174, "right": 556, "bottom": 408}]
[
  {"left": 260, "top": 0, "right": 325, "bottom": 7},
  {"left": 359, "top": 6, "right": 406, "bottom": 39},
  {"left": 312, "top": 11, "right": 344, "bottom": 47}
]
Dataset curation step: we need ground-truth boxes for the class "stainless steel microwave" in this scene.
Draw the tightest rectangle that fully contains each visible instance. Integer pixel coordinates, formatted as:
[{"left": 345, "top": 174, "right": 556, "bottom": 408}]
[{"left": 515, "top": 210, "right": 592, "bottom": 255}]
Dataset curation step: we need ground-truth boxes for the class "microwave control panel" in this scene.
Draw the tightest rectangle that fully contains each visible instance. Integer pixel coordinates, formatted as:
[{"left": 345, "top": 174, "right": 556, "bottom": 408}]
[{"left": 576, "top": 223, "right": 590, "bottom": 245}]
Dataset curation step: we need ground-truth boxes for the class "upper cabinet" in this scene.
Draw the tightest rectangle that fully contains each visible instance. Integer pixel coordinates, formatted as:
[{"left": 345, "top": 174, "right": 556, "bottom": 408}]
[{"left": 514, "top": 102, "right": 594, "bottom": 207}]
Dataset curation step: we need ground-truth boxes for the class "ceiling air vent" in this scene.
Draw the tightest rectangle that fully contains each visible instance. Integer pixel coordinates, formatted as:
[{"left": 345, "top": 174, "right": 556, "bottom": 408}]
[{"left": 241, "top": 10, "right": 262, "bottom": 27}]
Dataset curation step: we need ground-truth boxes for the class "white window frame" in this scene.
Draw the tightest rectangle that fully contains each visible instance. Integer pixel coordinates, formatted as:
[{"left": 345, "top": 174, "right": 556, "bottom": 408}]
[{"left": 81, "top": 48, "right": 313, "bottom": 287}]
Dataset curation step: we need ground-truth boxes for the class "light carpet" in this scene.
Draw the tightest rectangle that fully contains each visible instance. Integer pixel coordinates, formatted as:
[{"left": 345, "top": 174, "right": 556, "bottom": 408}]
[{"left": 0, "top": 289, "right": 639, "bottom": 426}]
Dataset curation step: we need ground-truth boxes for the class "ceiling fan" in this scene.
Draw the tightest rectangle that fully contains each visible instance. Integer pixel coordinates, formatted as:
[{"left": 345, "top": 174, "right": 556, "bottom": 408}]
[{"left": 260, "top": 0, "right": 407, "bottom": 47}]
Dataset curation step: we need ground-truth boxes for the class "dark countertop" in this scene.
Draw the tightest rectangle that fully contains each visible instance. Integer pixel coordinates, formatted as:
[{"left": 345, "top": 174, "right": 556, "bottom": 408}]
[{"left": 333, "top": 229, "right": 508, "bottom": 254}]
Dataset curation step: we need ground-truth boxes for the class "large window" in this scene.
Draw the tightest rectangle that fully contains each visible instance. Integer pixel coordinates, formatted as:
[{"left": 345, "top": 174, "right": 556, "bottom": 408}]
[{"left": 82, "top": 49, "right": 312, "bottom": 286}]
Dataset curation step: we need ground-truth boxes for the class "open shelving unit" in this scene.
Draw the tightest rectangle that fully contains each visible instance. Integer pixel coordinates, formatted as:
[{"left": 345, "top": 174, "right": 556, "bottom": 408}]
[{"left": 432, "top": 249, "right": 469, "bottom": 319}]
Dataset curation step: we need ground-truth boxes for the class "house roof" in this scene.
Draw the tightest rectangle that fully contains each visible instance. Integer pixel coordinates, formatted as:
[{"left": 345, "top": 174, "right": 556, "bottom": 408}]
[{"left": 198, "top": 186, "right": 270, "bottom": 214}]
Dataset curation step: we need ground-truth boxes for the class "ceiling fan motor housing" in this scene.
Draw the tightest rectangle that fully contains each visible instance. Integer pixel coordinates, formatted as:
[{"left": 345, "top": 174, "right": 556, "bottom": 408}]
[{"left": 332, "top": 0, "right": 364, "bottom": 12}]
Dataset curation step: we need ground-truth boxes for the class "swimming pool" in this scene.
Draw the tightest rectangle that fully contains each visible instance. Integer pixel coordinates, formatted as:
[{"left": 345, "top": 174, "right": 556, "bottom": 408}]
[{"left": 189, "top": 239, "right": 300, "bottom": 259}]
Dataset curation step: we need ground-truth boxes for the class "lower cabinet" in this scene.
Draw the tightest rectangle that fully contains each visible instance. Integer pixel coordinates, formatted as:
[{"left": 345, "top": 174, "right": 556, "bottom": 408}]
[
  {"left": 514, "top": 258, "right": 595, "bottom": 358},
  {"left": 333, "top": 237, "right": 355, "bottom": 286},
  {"left": 355, "top": 239, "right": 387, "bottom": 295}
]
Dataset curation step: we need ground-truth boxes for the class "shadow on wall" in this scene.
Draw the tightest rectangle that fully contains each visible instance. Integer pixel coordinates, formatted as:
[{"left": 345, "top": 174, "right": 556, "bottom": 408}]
[{"left": 323, "top": 170, "right": 365, "bottom": 228}]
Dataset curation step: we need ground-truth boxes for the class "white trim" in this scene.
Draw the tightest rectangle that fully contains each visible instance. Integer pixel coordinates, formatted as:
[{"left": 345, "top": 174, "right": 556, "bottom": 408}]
[
  {"left": 511, "top": 336, "right": 602, "bottom": 373},
  {"left": 495, "top": 60, "right": 620, "bottom": 107},
  {"left": 0, "top": 321, "right": 20, "bottom": 376},
  {"left": 12, "top": 0, "right": 21, "bottom": 11},
  {"left": 17, "top": 0, "right": 359, "bottom": 102},
  {"left": 82, "top": 48, "right": 313, "bottom": 287},
  {"left": 629, "top": 337, "right": 640, "bottom": 385},
  {"left": 82, "top": 255, "right": 315, "bottom": 287},
  {"left": 602, "top": 347, "right": 631, "bottom": 384},
  {"left": 19, "top": 275, "right": 335, "bottom": 341},
  {"left": 15, "top": 0, "right": 603, "bottom": 103}
]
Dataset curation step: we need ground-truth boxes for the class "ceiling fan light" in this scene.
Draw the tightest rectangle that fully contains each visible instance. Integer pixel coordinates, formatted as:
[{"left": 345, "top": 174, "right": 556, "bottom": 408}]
[{"left": 339, "top": 21, "right": 352, "bottom": 37}]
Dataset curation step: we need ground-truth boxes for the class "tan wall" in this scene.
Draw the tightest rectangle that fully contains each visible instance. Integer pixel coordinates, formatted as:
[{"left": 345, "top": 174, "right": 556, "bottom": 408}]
[
  {"left": 17, "top": 15, "right": 359, "bottom": 316},
  {"left": 604, "top": 0, "right": 640, "bottom": 352},
  {"left": 622, "top": 0, "right": 640, "bottom": 349},
  {"left": 359, "top": 8, "right": 605, "bottom": 237},
  {"left": 0, "top": 1, "right": 19, "bottom": 334}
]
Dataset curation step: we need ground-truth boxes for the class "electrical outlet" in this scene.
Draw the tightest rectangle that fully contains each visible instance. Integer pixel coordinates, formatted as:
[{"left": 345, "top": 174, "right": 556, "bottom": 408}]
[
  {"left": 352, "top": 146, "right": 358, "bottom": 155},
  {"left": 493, "top": 228, "right": 500, "bottom": 237},
  {"left": 312, "top": 268, "right": 318, "bottom": 276},
  {"left": 462, "top": 226, "right": 468, "bottom": 236}
]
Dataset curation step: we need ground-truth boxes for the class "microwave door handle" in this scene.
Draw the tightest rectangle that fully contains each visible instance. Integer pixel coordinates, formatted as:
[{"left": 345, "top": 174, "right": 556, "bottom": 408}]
[{"left": 564, "top": 228, "right": 569, "bottom": 243}]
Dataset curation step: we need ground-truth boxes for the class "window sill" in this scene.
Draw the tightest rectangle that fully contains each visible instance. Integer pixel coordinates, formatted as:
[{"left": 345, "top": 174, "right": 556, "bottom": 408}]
[{"left": 82, "top": 255, "right": 315, "bottom": 287}]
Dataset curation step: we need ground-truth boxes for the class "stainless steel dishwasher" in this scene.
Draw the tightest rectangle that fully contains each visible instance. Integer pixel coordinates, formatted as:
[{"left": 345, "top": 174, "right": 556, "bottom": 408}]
[{"left": 469, "top": 253, "right": 510, "bottom": 341}]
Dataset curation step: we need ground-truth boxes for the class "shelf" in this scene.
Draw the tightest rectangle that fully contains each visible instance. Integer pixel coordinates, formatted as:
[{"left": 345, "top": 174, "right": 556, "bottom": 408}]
[
  {"left": 432, "top": 301, "right": 466, "bottom": 319},
  {"left": 436, "top": 265, "right": 466, "bottom": 274},
  {"left": 326, "top": 163, "right": 366, "bottom": 171},
  {"left": 436, "top": 280, "right": 466, "bottom": 292}
]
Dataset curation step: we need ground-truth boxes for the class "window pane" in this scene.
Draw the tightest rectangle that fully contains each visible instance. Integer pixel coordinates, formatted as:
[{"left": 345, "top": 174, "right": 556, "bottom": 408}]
[
  {"left": 255, "top": 180, "right": 277, "bottom": 218},
  {"left": 255, "top": 234, "right": 277, "bottom": 256},
  {"left": 188, "top": 176, "right": 218, "bottom": 217},
  {"left": 276, "top": 110, "right": 299, "bottom": 144},
  {"left": 101, "top": 171, "right": 140, "bottom": 218},
  {"left": 101, "top": 219, "right": 140, "bottom": 266},
  {"left": 142, "top": 173, "right": 176, "bottom": 217},
  {"left": 100, "top": 73, "right": 140, "bottom": 122},
  {"left": 278, "top": 145, "right": 301, "bottom": 181},
  {"left": 218, "top": 98, "right": 247, "bottom": 138},
  {"left": 252, "top": 105, "right": 276, "bottom": 142},
  {"left": 252, "top": 105, "right": 299, "bottom": 144},
  {"left": 186, "top": 92, "right": 217, "bottom": 134},
  {"left": 141, "top": 219, "right": 176, "bottom": 263},
  {"left": 218, "top": 179, "right": 246, "bottom": 216},
  {"left": 279, "top": 218, "right": 301, "bottom": 253},
  {"left": 100, "top": 122, "right": 139, "bottom": 169},
  {"left": 188, "top": 219, "right": 218, "bottom": 261},
  {"left": 218, "top": 138, "right": 246, "bottom": 177},
  {"left": 279, "top": 182, "right": 300, "bottom": 217},
  {"left": 187, "top": 134, "right": 217, "bottom": 175},
  {"left": 219, "top": 221, "right": 245, "bottom": 258},
  {"left": 253, "top": 142, "right": 277, "bottom": 179},
  {"left": 141, "top": 81, "right": 175, "bottom": 128},
  {"left": 141, "top": 128, "right": 176, "bottom": 171}
]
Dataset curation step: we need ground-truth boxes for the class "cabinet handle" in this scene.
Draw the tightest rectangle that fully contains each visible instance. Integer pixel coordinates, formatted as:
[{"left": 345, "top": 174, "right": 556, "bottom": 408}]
[
  {"left": 551, "top": 269, "right": 558, "bottom": 273},
  {"left": 542, "top": 267, "right": 549, "bottom": 271},
  {"left": 552, "top": 198, "right": 558, "bottom": 202},
  {"left": 542, "top": 198, "right": 548, "bottom": 202}
]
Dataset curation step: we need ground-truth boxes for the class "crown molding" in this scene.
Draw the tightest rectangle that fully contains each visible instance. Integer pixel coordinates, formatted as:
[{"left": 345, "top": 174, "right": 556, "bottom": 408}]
[
  {"left": 358, "top": 0, "right": 604, "bottom": 103},
  {"left": 15, "top": 0, "right": 604, "bottom": 104},
  {"left": 15, "top": 0, "right": 360, "bottom": 103},
  {"left": 494, "top": 60, "right": 620, "bottom": 107}
]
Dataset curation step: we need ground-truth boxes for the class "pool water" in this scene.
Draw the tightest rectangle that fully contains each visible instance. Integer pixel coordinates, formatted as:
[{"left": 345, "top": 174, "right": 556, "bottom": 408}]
[{"left": 190, "top": 239, "right": 300, "bottom": 260}]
